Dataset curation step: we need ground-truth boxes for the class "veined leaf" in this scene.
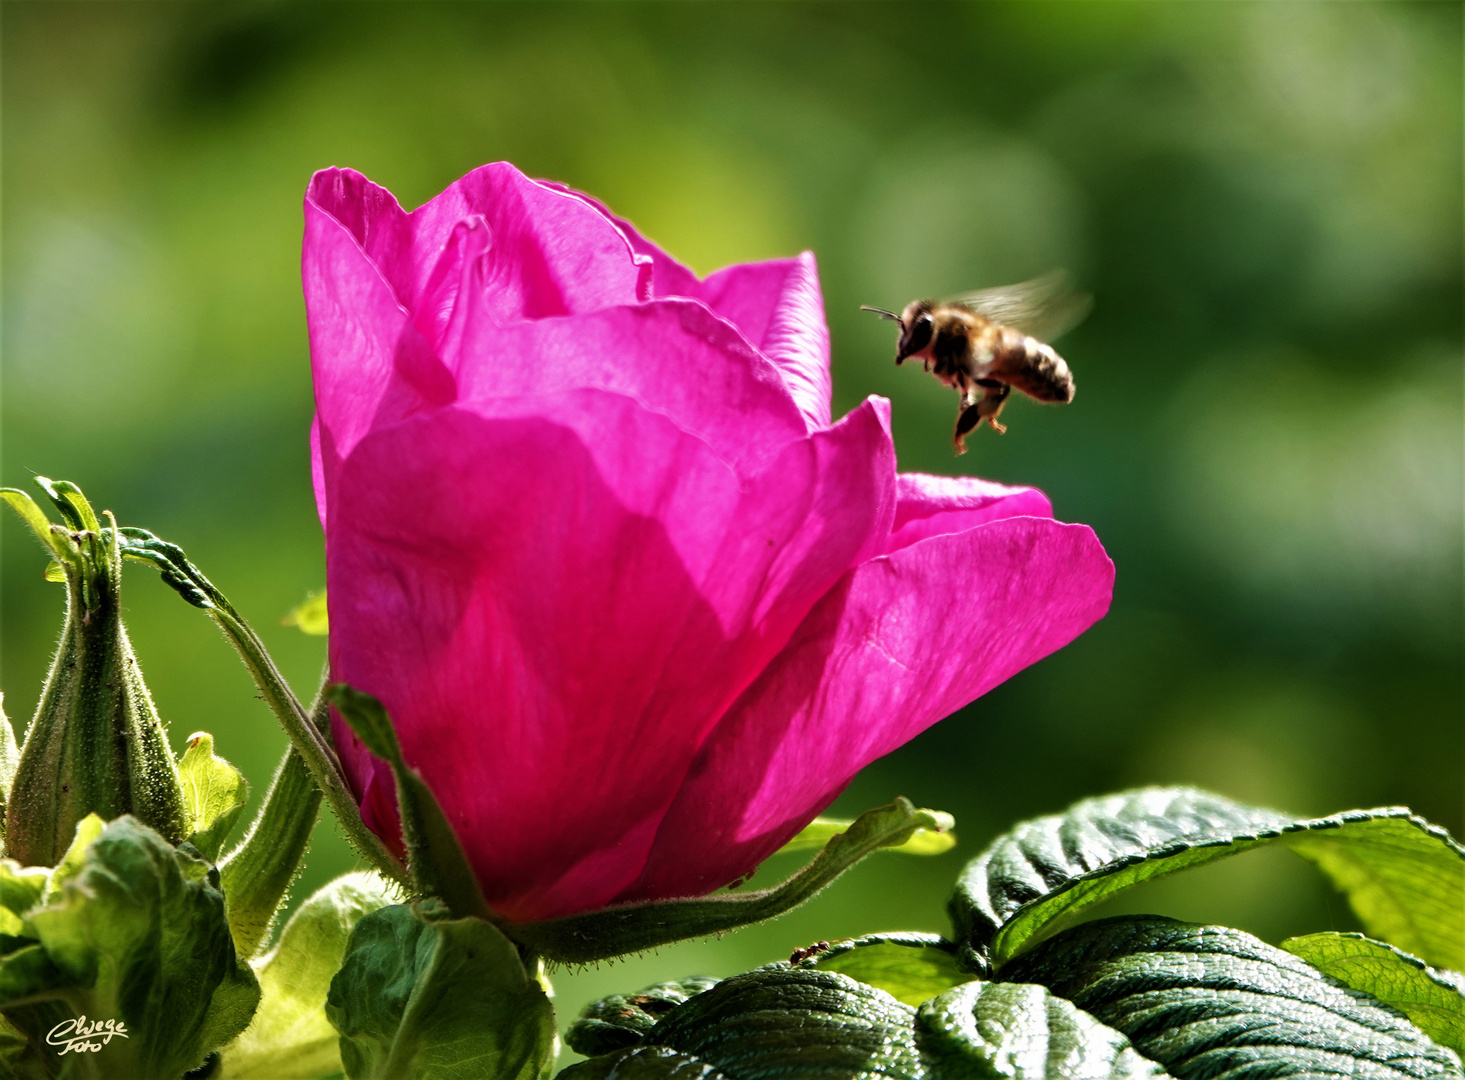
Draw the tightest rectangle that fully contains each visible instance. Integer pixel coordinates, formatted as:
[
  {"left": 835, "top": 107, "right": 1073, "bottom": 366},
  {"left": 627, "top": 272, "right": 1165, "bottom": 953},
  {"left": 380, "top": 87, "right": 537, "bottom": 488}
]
[
  {"left": 561, "top": 967, "right": 924, "bottom": 1080},
  {"left": 917, "top": 980, "right": 1169, "bottom": 1079},
  {"left": 1003, "top": 916, "right": 1462, "bottom": 1080},
  {"left": 566, "top": 977, "right": 719, "bottom": 1058},
  {"left": 564, "top": 964, "right": 1171, "bottom": 1080},
  {"left": 1282, "top": 932, "right": 1465, "bottom": 1056},
  {"left": 949, "top": 788, "right": 1465, "bottom": 972}
]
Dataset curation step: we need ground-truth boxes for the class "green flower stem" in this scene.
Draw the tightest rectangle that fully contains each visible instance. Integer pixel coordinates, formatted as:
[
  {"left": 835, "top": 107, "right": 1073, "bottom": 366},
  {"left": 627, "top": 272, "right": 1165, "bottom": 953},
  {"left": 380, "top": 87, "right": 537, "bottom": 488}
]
[
  {"left": 220, "top": 687, "right": 330, "bottom": 957},
  {"left": 117, "top": 528, "right": 408, "bottom": 889},
  {"left": 504, "top": 798, "right": 955, "bottom": 965}
]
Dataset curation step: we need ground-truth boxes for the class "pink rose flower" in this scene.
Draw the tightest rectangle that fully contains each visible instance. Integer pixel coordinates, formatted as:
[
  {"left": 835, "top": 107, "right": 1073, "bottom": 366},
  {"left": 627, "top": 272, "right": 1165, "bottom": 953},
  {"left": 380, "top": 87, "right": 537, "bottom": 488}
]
[{"left": 304, "top": 163, "right": 1113, "bottom": 923}]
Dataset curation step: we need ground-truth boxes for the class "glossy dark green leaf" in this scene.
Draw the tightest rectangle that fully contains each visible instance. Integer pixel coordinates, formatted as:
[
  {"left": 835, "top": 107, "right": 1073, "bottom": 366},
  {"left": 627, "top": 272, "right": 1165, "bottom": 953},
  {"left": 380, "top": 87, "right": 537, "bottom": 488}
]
[
  {"left": 0, "top": 816, "right": 259, "bottom": 1079},
  {"left": 950, "top": 788, "right": 1465, "bottom": 973},
  {"left": 796, "top": 933, "right": 969, "bottom": 1007},
  {"left": 561, "top": 966, "right": 924, "bottom": 1080},
  {"left": 1003, "top": 915, "right": 1462, "bottom": 1080},
  {"left": 564, "top": 962, "right": 1171, "bottom": 1080},
  {"left": 1282, "top": 933, "right": 1465, "bottom": 1056},
  {"left": 505, "top": 799, "right": 952, "bottom": 964},
  {"left": 325, "top": 902, "right": 554, "bottom": 1080},
  {"left": 916, "top": 980, "right": 1170, "bottom": 1079},
  {"left": 566, "top": 978, "right": 720, "bottom": 1057},
  {"left": 562, "top": 1044, "right": 730, "bottom": 1080}
]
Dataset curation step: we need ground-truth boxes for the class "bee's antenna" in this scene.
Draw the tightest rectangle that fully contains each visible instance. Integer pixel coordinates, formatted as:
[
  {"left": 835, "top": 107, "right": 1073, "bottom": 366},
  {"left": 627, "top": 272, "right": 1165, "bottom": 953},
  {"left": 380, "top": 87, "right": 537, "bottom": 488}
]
[{"left": 860, "top": 305, "right": 903, "bottom": 323}]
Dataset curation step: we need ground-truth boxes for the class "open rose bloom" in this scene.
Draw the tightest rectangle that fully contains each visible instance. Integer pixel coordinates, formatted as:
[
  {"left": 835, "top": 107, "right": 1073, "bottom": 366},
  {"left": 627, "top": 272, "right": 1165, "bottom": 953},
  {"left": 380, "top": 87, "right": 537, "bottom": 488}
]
[{"left": 304, "top": 163, "right": 1113, "bottom": 923}]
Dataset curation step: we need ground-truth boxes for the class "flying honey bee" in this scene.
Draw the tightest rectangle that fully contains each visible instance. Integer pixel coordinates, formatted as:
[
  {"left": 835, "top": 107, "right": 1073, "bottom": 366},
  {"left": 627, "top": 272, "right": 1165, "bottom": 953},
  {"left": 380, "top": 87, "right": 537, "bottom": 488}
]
[{"left": 863, "top": 270, "right": 1091, "bottom": 454}]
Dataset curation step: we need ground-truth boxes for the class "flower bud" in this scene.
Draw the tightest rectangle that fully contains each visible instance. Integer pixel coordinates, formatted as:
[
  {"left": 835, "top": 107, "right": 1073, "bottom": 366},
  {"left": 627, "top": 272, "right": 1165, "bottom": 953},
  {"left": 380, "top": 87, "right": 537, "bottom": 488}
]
[{"left": 0, "top": 479, "right": 188, "bottom": 866}]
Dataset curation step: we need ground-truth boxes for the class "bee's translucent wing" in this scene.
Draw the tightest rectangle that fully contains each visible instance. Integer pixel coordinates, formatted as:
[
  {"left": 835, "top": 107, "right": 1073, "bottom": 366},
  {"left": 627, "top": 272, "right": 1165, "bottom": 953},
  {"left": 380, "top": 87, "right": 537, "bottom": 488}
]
[{"left": 950, "top": 269, "right": 1092, "bottom": 343}]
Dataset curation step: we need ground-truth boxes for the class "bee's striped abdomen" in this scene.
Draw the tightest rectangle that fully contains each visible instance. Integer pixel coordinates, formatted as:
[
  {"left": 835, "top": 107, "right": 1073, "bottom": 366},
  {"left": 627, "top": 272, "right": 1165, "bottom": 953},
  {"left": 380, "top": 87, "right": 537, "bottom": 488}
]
[{"left": 992, "top": 327, "right": 1074, "bottom": 404}]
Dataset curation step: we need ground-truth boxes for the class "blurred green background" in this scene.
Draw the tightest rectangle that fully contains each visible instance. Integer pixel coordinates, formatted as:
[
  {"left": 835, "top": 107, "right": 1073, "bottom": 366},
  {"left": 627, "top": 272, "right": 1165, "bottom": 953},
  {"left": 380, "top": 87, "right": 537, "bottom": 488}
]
[{"left": 3, "top": 0, "right": 1460, "bottom": 1060}]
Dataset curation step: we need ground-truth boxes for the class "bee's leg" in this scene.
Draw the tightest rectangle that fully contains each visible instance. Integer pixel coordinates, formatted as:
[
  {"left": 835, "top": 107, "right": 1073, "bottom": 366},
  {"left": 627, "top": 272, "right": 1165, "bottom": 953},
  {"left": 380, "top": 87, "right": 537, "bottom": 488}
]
[
  {"left": 952, "top": 384, "right": 984, "bottom": 455},
  {"left": 975, "top": 378, "right": 1010, "bottom": 434}
]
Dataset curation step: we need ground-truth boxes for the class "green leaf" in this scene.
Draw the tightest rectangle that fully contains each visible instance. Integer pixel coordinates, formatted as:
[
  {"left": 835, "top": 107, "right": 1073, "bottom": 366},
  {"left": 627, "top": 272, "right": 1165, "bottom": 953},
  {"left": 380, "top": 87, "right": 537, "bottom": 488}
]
[
  {"left": 1282, "top": 932, "right": 1465, "bottom": 1056},
  {"left": 220, "top": 872, "right": 397, "bottom": 1079},
  {"left": 795, "top": 932, "right": 970, "bottom": 1007},
  {"left": 282, "top": 591, "right": 330, "bottom": 636},
  {"left": 504, "top": 798, "right": 952, "bottom": 964},
  {"left": 559, "top": 966, "right": 924, "bottom": 1080},
  {"left": 1002, "top": 915, "right": 1463, "bottom": 1080},
  {"left": 917, "top": 980, "right": 1170, "bottom": 1078},
  {"left": 561, "top": 1045, "right": 730, "bottom": 1080},
  {"left": 325, "top": 903, "right": 554, "bottom": 1080},
  {"left": 949, "top": 787, "right": 1465, "bottom": 973},
  {"left": 0, "top": 816, "right": 259, "bottom": 1079},
  {"left": 327, "top": 685, "right": 489, "bottom": 922},
  {"left": 778, "top": 815, "right": 956, "bottom": 858},
  {"left": 178, "top": 732, "right": 249, "bottom": 862},
  {"left": 0, "top": 863, "right": 47, "bottom": 923},
  {"left": 564, "top": 964, "right": 1167, "bottom": 1080},
  {"left": 1285, "top": 813, "right": 1465, "bottom": 971},
  {"left": 566, "top": 978, "right": 720, "bottom": 1057}
]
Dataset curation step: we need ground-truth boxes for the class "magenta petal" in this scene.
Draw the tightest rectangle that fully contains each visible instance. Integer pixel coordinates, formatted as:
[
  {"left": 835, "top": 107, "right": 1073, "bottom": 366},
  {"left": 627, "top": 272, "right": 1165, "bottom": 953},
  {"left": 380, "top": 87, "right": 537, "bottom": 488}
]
[
  {"left": 529, "top": 187, "right": 833, "bottom": 429},
  {"left": 450, "top": 293, "right": 812, "bottom": 476},
  {"left": 326, "top": 392, "right": 895, "bottom": 921},
  {"left": 303, "top": 197, "right": 455, "bottom": 525},
  {"left": 621, "top": 517, "right": 1115, "bottom": 901},
  {"left": 307, "top": 164, "right": 646, "bottom": 330},
  {"left": 694, "top": 254, "right": 832, "bottom": 431},
  {"left": 888, "top": 473, "right": 1055, "bottom": 553}
]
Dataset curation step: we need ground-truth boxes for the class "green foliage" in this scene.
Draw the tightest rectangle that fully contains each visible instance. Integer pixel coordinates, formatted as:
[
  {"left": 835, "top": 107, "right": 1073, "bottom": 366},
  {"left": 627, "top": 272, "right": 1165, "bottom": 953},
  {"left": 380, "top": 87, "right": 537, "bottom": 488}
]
[
  {"left": 221, "top": 872, "right": 396, "bottom": 1079},
  {"left": 177, "top": 732, "right": 249, "bottom": 863},
  {"left": 1002, "top": 916, "right": 1462, "bottom": 1080},
  {"left": 917, "top": 980, "right": 1169, "bottom": 1079},
  {"left": 777, "top": 816, "right": 956, "bottom": 858},
  {"left": 1281, "top": 933, "right": 1465, "bottom": 1056},
  {"left": 1285, "top": 815, "right": 1465, "bottom": 971},
  {"left": 562, "top": 967, "right": 924, "bottom": 1080},
  {"left": 564, "top": 965, "right": 1167, "bottom": 1080},
  {"left": 949, "top": 787, "right": 1465, "bottom": 973},
  {"left": 565, "top": 978, "right": 720, "bottom": 1058},
  {"left": 504, "top": 799, "right": 953, "bottom": 965},
  {"left": 325, "top": 903, "right": 555, "bottom": 1080},
  {"left": 797, "top": 933, "right": 969, "bottom": 1007},
  {"left": 0, "top": 816, "right": 258, "bottom": 1079}
]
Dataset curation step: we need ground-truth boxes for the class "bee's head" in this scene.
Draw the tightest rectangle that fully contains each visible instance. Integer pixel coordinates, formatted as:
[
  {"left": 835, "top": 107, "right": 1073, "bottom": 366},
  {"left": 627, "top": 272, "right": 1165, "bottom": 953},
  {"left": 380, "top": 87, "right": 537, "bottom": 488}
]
[
  {"left": 860, "top": 300, "right": 936, "bottom": 365},
  {"left": 895, "top": 301, "right": 935, "bottom": 365}
]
